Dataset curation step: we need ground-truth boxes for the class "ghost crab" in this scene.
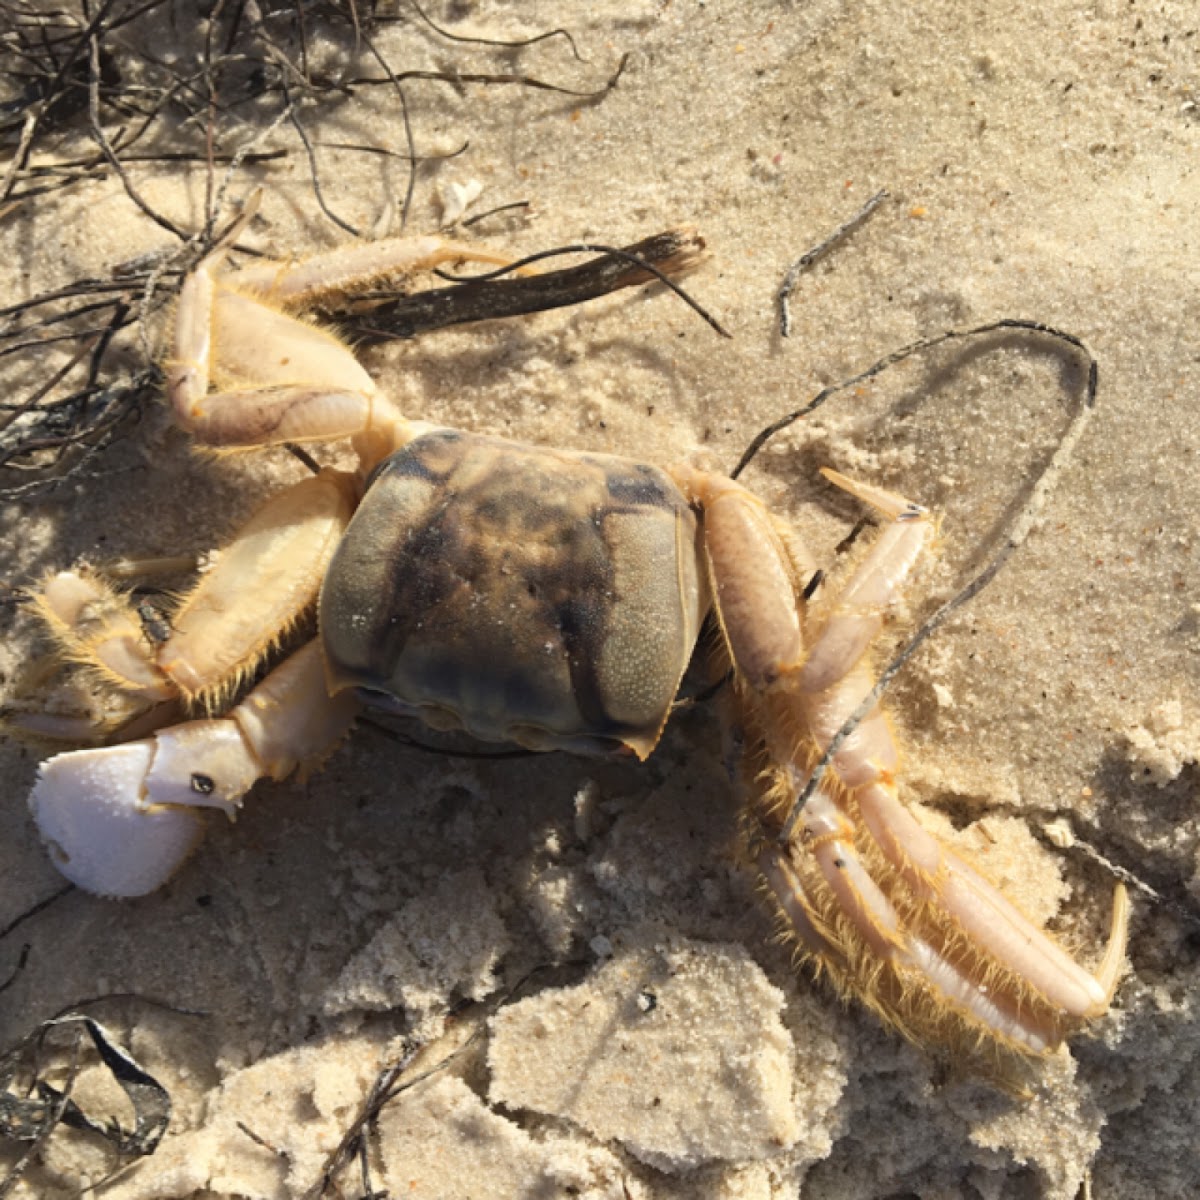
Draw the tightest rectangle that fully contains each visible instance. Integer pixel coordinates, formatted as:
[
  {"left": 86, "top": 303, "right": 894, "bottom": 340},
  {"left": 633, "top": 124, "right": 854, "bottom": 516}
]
[{"left": 23, "top": 196, "right": 1128, "bottom": 1073}]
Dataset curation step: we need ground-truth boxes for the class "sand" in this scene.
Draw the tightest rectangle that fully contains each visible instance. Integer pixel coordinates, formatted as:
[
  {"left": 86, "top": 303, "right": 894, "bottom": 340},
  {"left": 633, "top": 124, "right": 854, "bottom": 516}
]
[{"left": 1, "top": 1, "right": 1198, "bottom": 1196}]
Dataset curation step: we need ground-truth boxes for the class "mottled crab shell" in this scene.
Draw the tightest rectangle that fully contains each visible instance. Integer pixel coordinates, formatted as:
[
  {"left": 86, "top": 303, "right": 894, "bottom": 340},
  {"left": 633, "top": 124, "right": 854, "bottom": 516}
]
[{"left": 320, "top": 430, "right": 706, "bottom": 758}]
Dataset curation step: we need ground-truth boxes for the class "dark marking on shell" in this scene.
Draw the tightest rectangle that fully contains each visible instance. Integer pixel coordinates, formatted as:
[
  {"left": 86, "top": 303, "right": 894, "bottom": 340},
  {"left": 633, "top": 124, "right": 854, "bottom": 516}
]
[
  {"left": 321, "top": 431, "right": 702, "bottom": 755},
  {"left": 594, "top": 459, "right": 673, "bottom": 510},
  {"left": 363, "top": 427, "right": 465, "bottom": 493}
]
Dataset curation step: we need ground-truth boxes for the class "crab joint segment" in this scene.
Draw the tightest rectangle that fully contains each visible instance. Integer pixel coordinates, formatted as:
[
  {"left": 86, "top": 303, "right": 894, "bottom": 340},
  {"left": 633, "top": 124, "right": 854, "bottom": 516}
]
[
  {"left": 157, "top": 470, "right": 356, "bottom": 703},
  {"left": 689, "top": 465, "right": 1128, "bottom": 1061},
  {"left": 168, "top": 227, "right": 519, "bottom": 450},
  {"left": 29, "top": 567, "right": 172, "bottom": 702},
  {"left": 228, "top": 235, "right": 521, "bottom": 306},
  {"left": 29, "top": 642, "right": 358, "bottom": 897}
]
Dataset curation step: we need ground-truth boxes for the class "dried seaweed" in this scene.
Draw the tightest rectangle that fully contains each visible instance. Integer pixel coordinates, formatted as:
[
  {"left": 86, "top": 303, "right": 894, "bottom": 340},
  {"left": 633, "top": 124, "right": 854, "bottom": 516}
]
[
  {"left": 0, "top": 0, "right": 630, "bottom": 501},
  {"left": 0, "top": 1012, "right": 171, "bottom": 1196}
]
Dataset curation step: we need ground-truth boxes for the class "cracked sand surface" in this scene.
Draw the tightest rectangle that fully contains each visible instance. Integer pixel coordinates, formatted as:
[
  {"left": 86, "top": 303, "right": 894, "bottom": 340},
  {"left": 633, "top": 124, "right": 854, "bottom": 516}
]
[{"left": 2, "top": 2, "right": 1198, "bottom": 1196}]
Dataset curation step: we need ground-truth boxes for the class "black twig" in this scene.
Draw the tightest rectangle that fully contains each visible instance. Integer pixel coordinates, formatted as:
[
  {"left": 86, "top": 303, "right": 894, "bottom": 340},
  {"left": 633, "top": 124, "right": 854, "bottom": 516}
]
[
  {"left": 304, "top": 963, "right": 572, "bottom": 1198},
  {"left": 778, "top": 189, "right": 889, "bottom": 338},
  {"left": 86, "top": 32, "right": 186, "bottom": 241},
  {"left": 283, "top": 85, "right": 361, "bottom": 237},
  {"left": 408, "top": 0, "right": 587, "bottom": 62},
  {"left": 345, "top": 56, "right": 629, "bottom": 101},
  {"left": 462, "top": 199, "right": 531, "bottom": 228},
  {"left": 426, "top": 238, "right": 728, "bottom": 338},
  {"left": 350, "top": 228, "right": 714, "bottom": 342}
]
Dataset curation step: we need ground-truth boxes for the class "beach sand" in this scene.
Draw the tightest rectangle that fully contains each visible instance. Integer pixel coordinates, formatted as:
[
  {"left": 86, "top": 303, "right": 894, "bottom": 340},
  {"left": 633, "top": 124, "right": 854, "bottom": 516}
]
[{"left": 1, "top": 2, "right": 1198, "bottom": 1196}]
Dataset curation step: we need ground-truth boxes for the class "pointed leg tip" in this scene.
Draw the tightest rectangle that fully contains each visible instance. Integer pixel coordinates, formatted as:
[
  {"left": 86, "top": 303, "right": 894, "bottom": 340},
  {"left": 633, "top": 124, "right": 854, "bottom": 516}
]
[{"left": 819, "top": 467, "right": 928, "bottom": 521}]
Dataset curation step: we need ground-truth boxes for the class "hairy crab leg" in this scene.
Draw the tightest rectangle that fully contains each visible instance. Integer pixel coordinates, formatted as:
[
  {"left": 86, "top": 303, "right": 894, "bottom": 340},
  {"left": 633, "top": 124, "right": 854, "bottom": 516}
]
[
  {"left": 677, "top": 464, "right": 1128, "bottom": 1061},
  {"left": 794, "top": 469, "right": 935, "bottom": 695},
  {"left": 156, "top": 470, "right": 357, "bottom": 704},
  {"left": 14, "top": 469, "right": 356, "bottom": 751},
  {"left": 790, "top": 651, "right": 1128, "bottom": 1019},
  {"left": 855, "top": 779, "right": 1129, "bottom": 1017},
  {"left": 757, "top": 792, "right": 1064, "bottom": 1054},
  {"left": 29, "top": 641, "right": 358, "bottom": 897},
  {"left": 28, "top": 566, "right": 173, "bottom": 703},
  {"left": 799, "top": 471, "right": 1129, "bottom": 1024},
  {"left": 229, "top": 236, "right": 522, "bottom": 307}
]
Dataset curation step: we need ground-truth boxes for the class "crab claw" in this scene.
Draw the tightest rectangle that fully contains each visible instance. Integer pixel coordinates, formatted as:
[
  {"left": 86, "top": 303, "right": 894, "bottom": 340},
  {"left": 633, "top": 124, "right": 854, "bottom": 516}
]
[
  {"left": 28, "top": 642, "right": 358, "bottom": 897},
  {"left": 31, "top": 742, "right": 204, "bottom": 897},
  {"left": 29, "top": 720, "right": 261, "bottom": 898}
]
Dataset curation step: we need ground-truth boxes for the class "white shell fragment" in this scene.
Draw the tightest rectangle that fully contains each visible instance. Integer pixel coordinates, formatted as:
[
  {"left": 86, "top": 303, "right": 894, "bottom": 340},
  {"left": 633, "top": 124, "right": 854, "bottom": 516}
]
[
  {"left": 30, "top": 742, "right": 205, "bottom": 897},
  {"left": 438, "top": 178, "right": 483, "bottom": 226}
]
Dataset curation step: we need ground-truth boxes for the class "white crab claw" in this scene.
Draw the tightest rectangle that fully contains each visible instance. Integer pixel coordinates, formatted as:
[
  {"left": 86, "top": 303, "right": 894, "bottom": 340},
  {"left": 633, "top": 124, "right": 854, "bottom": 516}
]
[
  {"left": 29, "top": 717, "right": 265, "bottom": 897},
  {"left": 27, "top": 644, "right": 354, "bottom": 897},
  {"left": 30, "top": 742, "right": 207, "bottom": 897}
]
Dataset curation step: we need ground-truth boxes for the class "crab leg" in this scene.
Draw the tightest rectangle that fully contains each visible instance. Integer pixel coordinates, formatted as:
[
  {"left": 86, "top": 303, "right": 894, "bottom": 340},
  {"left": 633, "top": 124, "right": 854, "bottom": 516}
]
[
  {"left": 156, "top": 469, "right": 356, "bottom": 702},
  {"left": 795, "top": 471, "right": 1128, "bottom": 1023},
  {"left": 677, "top": 464, "right": 1128, "bottom": 1059},
  {"left": 756, "top": 793, "right": 1064, "bottom": 1054},
  {"left": 229, "top": 236, "right": 521, "bottom": 307},
  {"left": 30, "top": 640, "right": 358, "bottom": 897},
  {"left": 855, "top": 777, "right": 1129, "bottom": 1016},
  {"left": 168, "top": 210, "right": 521, "bottom": 451},
  {"left": 28, "top": 566, "right": 173, "bottom": 703},
  {"left": 22, "top": 470, "right": 356, "bottom": 725},
  {"left": 169, "top": 279, "right": 405, "bottom": 450}
]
